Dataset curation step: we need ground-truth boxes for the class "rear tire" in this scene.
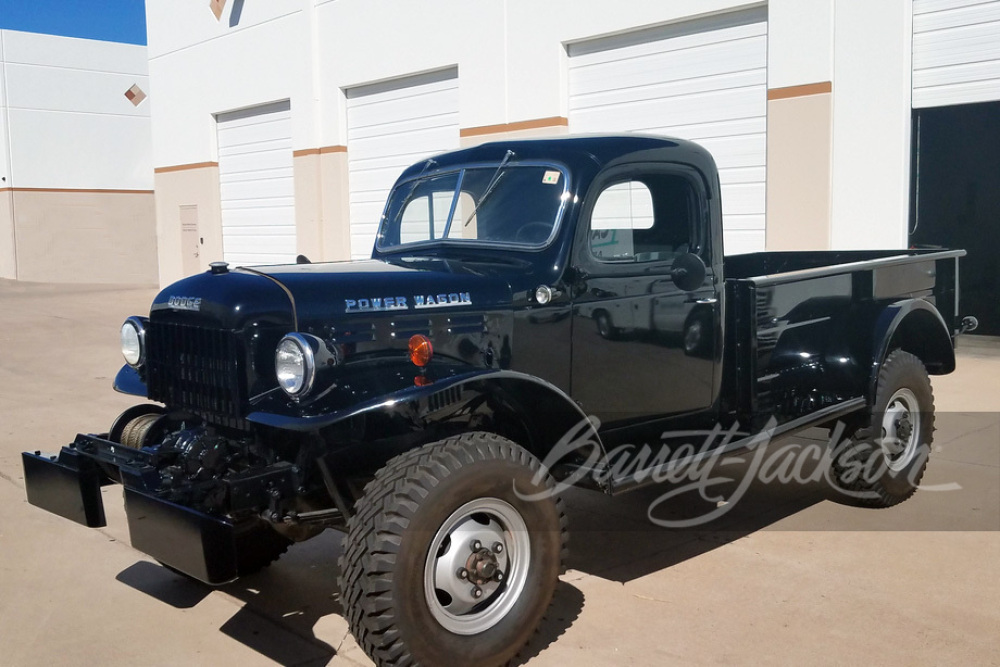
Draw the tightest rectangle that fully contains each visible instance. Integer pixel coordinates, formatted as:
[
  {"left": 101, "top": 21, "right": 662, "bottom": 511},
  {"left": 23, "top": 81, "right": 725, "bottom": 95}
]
[
  {"left": 339, "top": 432, "right": 567, "bottom": 667},
  {"left": 832, "top": 350, "right": 935, "bottom": 507}
]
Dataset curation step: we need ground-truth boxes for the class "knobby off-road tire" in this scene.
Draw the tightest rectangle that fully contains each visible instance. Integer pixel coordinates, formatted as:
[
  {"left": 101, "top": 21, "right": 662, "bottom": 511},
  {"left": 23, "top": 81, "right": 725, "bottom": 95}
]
[
  {"left": 339, "top": 432, "right": 568, "bottom": 667},
  {"left": 833, "top": 350, "right": 935, "bottom": 507}
]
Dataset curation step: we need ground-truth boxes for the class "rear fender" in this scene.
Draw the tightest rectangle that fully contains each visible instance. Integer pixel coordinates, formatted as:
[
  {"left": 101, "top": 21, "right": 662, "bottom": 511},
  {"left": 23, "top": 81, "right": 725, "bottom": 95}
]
[{"left": 868, "top": 298, "right": 955, "bottom": 400}]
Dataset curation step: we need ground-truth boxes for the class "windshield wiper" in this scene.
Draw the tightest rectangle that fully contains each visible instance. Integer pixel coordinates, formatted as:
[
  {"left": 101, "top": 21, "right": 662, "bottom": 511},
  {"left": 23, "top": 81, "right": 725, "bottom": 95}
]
[{"left": 463, "top": 150, "right": 515, "bottom": 227}]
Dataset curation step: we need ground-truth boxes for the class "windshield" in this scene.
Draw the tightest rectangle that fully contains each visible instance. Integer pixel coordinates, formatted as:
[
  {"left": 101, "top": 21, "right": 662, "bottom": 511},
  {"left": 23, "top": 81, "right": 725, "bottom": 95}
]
[{"left": 376, "top": 163, "right": 569, "bottom": 251}]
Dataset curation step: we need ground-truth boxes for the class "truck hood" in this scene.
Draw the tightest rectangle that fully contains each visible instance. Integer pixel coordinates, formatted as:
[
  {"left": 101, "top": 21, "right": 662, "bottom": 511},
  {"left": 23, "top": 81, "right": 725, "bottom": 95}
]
[
  {"left": 151, "top": 258, "right": 513, "bottom": 331},
  {"left": 254, "top": 258, "right": 513, "bottom": 326}
]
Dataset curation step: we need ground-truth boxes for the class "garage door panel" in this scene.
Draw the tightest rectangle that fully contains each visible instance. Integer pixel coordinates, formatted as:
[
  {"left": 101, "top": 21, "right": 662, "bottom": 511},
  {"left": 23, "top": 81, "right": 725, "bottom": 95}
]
[
  {"left": 347, "top": 92, "right": 459, "bottom": 131},
  {"left": 723, "top": 229, "right": 765, "bottom": 256},
  {"left": 219, "top": 138, "right": 294, "bottom": 160},
  {"left": 346, "top": 76, "right": 458, "bottom": 109},
  {"left": 220, "top": 180, "right": 295, "bottom": 203},
  {"left": 720, "top": 183, "right": 766, "bottom": 216},
  {"left": 569, "top": 11, "right": 767, "bottom": 254},
  {"left": 220, "top": 167, "right": 293, "bottom": 187},
  {"left": 217, "top": 100, "right": 295, "bottom": 266},
  {"left": 572, "top": 86, "right": 765, "bottom": 137},
  {"left": 694, "top": 134, "right": 767, "bottom": 170},
  {"left": 571, "top": 69, "right": 767, "bottom": 116},
  {"left": 642, "top": 117, "right": 766, "bottom": 146},
  {"left": 570, "top": 38, "right": 766, "bottom": 95},
  {"left": 913, "top": 0, "right": 1000, "bottom": 108},
  {"left": 348, "top": 125, "right": 458, "bottom": 161},
  {"left": 347, "top": 70, "right": 459, "bottom": 258},
  {"left": 914, "top": 1, "right": 1000, "bottom": 31},
  {"left": 569, "top": 16, "right": 766, "bottom": 63},
  {"left": 719, "top": 166, "right": 766, "bottom": 186},
  {"left": 914, "top": 58, "right": 1000, "bottom": 89},
  {"left": 913, "top": 23, "right": 1000, "bottom": 69},
  {"left": 216, "top": 207, "right": 295, "bottom": 226},
  {"left": 218, "top": 120, "right": 293, "bottom": 146}
]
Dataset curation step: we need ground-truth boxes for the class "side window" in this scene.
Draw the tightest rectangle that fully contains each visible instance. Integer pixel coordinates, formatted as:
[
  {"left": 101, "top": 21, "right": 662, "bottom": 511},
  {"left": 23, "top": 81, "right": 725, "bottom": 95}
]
[
  {"left": 588, "top": 175, "right": 696, "bottom": 264},
  {"left": 589, "top": 182, "right": 653, "bottom": 261}
]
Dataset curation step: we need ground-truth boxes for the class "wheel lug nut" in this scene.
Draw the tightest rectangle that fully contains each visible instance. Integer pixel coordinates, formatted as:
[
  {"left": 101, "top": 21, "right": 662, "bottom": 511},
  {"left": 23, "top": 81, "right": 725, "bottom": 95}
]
[
  {"left": 470, "top": 540, "right": 482, "bottom": 551},
  {"left": 472, "top": 586, "right": 483, "bottom": 599},
  {"left": 457, "top": 568, "right": 468, "bottom": 580},
  {"left": 493, "top": 542, "right": 504, "bottom": 554},
  {"left": 494, "top": 571, "right": 504, "bottom": 582}
]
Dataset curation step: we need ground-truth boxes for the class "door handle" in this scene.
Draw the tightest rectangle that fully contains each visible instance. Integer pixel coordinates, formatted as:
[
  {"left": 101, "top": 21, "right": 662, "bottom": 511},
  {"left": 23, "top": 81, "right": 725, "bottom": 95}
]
[{"left": 687, "top": 297, "right": 718, "bottom": 304}]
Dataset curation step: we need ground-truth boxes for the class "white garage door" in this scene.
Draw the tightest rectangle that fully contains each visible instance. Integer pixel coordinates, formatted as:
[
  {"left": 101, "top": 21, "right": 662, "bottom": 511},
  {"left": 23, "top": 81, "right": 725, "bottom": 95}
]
[
  {"left": 217, "top": 100, "right": 295, "bottom": 266},
  {"left": 913, "top": 0, "right": 1000, "bottom": 108},
  {"left": 569, "top": 8, "right": 768, "bottom": 255},
  {"left": 346, "top": 69, "right": 460, "bottom": 258}
]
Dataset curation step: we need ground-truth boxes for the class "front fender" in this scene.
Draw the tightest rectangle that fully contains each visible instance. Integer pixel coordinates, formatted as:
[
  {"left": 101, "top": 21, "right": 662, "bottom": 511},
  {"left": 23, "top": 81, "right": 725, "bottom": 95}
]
[
  {"left": 113, "top": 365, "right": 147, "bottom": 397},
  {"left": 247, "top": 365, "right": 607, "bottom": 481}
]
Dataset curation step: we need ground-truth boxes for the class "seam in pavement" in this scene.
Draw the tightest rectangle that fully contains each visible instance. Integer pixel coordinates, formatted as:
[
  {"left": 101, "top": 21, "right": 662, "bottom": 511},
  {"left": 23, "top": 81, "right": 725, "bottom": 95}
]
[{"left": 0, "top": 468, "right": 22, "bottom": 488}]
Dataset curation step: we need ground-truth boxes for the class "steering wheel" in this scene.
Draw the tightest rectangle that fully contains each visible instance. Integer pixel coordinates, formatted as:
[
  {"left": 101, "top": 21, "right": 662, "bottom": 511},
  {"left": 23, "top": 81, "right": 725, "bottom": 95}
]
[{"left": 514, "top": 222, "right": 553, "bottom": 244}]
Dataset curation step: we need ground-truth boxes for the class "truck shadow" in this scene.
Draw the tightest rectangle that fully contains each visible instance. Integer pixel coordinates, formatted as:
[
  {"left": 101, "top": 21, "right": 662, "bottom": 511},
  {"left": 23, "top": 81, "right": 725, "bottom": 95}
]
[{"left": 115, "top": 438, "right": 834, "bottom": 665}]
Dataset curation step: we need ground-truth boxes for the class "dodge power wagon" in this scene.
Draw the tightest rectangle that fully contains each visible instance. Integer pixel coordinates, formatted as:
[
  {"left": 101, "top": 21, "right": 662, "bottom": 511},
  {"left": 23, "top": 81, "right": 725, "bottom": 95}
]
[{"left": 23, "top": 136, "right": 975, "bottom": 666}]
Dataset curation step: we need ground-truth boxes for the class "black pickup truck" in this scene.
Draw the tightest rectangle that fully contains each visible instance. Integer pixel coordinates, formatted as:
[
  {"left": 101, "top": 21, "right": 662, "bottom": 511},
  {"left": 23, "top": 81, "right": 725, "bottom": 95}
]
[{"left": 23, "top": 136, "right": 974, "bottom": 666}]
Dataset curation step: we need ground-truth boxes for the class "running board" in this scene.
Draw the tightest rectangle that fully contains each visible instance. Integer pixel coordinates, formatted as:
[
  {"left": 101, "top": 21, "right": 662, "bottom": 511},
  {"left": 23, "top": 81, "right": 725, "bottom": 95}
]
[{"left": 608, "top": 398, "right": 866, "bottom": 495}]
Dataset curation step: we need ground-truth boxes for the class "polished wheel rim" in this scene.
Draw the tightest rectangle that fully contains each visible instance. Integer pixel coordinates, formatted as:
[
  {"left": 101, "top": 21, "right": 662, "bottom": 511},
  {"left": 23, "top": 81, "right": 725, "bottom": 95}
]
[
  {"left": 423, "top": 497, "right": 530, "bottom": 635},
  {"left": 881, "top": 388, "right": 921, "bottom": 472}
]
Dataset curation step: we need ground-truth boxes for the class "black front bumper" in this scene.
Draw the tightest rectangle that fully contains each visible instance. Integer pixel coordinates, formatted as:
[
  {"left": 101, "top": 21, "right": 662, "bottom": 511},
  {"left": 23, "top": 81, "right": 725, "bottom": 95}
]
[{"left": 22, "top": 435, "right": 240, "bottom": 585}]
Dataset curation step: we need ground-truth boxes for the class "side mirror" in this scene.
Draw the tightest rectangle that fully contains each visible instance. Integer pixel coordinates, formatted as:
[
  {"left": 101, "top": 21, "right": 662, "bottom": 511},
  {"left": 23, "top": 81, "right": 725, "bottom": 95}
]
[{"left": 670, "top": 253, "right": 707, "bottom": 292}]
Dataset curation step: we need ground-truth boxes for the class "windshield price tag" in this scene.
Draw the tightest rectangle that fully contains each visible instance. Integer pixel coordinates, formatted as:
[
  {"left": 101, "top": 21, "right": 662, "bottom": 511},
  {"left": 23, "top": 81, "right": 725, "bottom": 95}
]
[{"left": 542, "top": 170, "right": 561, "bottom": 185}]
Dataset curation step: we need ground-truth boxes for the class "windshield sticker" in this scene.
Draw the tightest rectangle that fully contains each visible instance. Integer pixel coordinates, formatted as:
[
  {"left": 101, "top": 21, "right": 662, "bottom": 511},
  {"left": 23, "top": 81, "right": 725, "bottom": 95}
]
[{"left": 542, "top": 170, "right": 561, "bottom": 185}]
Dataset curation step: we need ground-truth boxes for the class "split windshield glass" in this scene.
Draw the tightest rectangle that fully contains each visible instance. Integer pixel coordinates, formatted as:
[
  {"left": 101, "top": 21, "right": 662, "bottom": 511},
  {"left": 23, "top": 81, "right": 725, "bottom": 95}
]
[{"left": 376, "top": 164, "right": 569, "bottom": 251}]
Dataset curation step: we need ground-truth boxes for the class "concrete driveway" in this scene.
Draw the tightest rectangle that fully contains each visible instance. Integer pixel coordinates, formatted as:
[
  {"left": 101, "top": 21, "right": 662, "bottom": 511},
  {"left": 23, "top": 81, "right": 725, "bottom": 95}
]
[{"left": 0, "top": 281, "right": 997, "bottom": 666}]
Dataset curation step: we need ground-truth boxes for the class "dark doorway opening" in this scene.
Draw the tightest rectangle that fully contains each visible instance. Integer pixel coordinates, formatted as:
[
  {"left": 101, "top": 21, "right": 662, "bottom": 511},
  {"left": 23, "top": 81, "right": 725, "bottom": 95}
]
[{"left": 910, "top": 101, "right": 1000, "bottom": 336}]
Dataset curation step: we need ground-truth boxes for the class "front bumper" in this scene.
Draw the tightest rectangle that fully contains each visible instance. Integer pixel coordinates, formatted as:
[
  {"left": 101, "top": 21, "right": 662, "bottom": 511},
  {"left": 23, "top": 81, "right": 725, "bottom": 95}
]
[{"left": 22, "top": 434, "right": 239, "bottom": 585}]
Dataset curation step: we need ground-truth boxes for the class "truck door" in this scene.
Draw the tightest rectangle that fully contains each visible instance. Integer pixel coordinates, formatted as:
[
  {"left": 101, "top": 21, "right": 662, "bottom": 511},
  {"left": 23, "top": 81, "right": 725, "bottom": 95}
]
[{"left": 571, "top": 167, "right": 718, "bottom": 435}]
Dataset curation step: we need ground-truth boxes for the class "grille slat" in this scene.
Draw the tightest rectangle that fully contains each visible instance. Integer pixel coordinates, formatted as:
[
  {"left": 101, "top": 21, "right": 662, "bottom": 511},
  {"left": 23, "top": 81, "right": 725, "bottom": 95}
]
[{"left": 147, "top": 321, "right": 245, "bottom": 426}]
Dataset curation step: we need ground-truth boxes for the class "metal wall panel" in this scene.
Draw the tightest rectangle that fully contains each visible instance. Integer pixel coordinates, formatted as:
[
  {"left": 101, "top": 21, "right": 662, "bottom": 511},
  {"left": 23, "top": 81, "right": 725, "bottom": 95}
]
[
  {"left": 913, "top": 0, "right": 1000, "bottom": 108},
  {"left": 568, "top": 8, "right": 768, "bottom": 255},
  {"left": 346, "top": 69, "right": 460, "bottom": 259},
  {"left": 216, "top": 100, "right": 295, "bottom": 266}
]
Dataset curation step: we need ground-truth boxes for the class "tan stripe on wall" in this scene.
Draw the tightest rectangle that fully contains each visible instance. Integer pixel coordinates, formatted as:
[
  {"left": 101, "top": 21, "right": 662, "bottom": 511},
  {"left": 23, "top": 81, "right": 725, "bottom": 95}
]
[
  {"left": 153, "top": 161, "right": 220, "bottom": 174},
  {"left": 767, "top": 82, "right": 833, "bottom": 101},
  {"left": 293, "top": 145, "right": 348, "bottom": 158},
  {"left": 0, "top": 187, "right": 154, "bottom": 195},
  {"left": 460, "top": 116, "right": 569, "bottom": 138}
]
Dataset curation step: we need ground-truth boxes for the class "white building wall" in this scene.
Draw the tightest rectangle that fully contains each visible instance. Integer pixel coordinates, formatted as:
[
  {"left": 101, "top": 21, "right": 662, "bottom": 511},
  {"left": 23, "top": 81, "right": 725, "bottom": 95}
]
[
  {"left": 145, "top": 2, "right": 312, "bottom": 166},
  {"left": 767, "top": 0, "right": 834, "bottom": 88},
  {"left": 830, "top": 0, "right": 913, "bottom": 249},
  {"left": 1, "top": 29, "right": 151, "bottom": 189},
  {"left": 148, "top": 0, "right": 947, "bottom": 279},
  {"left": 0, "top": 31, "right": 10, "bottom": 186}
]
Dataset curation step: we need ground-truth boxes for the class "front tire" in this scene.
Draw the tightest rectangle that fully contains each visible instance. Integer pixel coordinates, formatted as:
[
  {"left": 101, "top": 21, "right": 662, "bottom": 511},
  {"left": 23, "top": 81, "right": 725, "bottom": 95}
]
[
  {"left": 339, "top": 432, "right": 567, "bottom": 667},
  {"left": 832, "top": 350, "right": 935, "bottom": 507}
]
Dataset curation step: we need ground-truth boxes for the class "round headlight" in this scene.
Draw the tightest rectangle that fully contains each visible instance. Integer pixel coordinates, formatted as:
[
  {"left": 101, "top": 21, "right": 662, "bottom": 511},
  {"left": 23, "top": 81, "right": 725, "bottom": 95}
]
[
  {"left": 276, "top": 333, "right": 315, "bottom": 397},
  {"left": 120, "top": 317, "right": 146, "bottom": 367}
]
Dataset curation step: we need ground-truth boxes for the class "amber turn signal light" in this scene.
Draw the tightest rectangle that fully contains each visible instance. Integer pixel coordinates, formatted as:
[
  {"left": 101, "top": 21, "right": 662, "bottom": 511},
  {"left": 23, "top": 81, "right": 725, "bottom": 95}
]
[{"left": 408, "top": 334, "right": 434, "bottom": 367}]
